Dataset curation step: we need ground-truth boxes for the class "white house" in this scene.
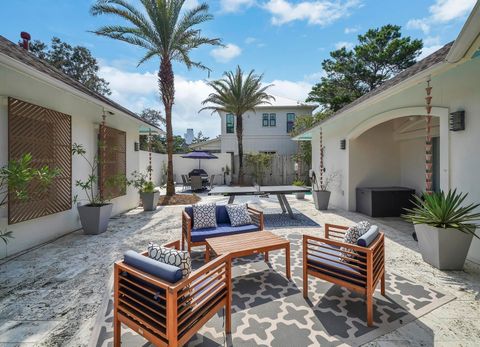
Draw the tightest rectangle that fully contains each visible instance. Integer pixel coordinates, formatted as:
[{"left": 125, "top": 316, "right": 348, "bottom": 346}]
[
  {"left": 217, "top": 96, "right": 317, "bottom": 156},
  {"left": 0, "top": 35, "right": 161, "bottom": 258},
  {"left": 293, "top": 3, "right": 480, "bottom": 264}
]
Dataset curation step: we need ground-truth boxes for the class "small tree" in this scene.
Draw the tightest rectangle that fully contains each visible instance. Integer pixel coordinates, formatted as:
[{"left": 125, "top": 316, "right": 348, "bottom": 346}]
[
  {"left": 0, "top": 153, "right": 59, "bottom": 244},
  {"left": 245, "top": 153, "right": 273, "bottom": 185}
]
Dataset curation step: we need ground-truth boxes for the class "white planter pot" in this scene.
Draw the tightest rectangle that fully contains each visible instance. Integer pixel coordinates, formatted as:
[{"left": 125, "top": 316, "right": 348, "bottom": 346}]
[
  {"left": 415, "top": 224, "right": 474, "bottom": 270},
  {"left": 295, "top": 192, "right": 305, "bottom": 200}
]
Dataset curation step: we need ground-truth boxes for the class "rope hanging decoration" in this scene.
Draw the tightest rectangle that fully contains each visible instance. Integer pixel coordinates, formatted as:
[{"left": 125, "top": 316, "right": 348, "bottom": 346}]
[
  {"left": 425, "top": 79, "right": 433, "bottom": 194},
  {"left": 100, "top": 110, "right": 107, "bottom": 199},
  {"left": 148, "top": 128, "right": 152, "bottom": 182},
  {"left": 319, "top": 127, "right": 324, "bottom": 189}
]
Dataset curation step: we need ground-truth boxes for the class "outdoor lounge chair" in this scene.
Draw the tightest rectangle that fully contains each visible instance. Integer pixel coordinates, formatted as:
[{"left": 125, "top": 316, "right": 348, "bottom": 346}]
[
  {"left": 190, "top": 176, "right": 203, "bottom": 191},
  {"left": 113, "top": 240, "right": 232, "bottom": 347},
  {"left": 182, "top": 204, "right": 264, "bottom": 254},
  {"left": 303, "top": 223, "right": 385, "bottom": 326},
  {"left": 181, "top": 175, "right": 190, "bottom": 191}
]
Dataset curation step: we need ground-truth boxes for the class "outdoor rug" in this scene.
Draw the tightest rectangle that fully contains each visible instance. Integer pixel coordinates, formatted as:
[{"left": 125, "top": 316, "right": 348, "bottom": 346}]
[
  {"left": 262, "top": 208, "right": 320, "bottom": 229},
  {"left": 91, "top": 233, "right": 454, "bottom": 347}
]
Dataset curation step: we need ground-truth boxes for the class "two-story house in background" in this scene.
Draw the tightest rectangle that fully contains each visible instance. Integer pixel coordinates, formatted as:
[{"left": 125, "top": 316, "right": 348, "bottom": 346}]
[{"left": 191, "top": 96, "right": 317, "bottom": 155}]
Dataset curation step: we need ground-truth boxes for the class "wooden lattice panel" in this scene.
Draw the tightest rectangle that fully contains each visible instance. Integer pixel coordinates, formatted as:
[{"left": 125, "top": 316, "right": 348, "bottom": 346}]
[
  {"left": 8, "top": 97, "right": 72, "bottom": 224},
  {"left": 99, "top": 125, "right": 126, "bottom": 200}
]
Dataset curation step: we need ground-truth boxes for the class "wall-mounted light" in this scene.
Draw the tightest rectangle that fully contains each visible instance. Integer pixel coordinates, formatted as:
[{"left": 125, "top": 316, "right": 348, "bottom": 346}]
[
  {"left": 340, "top": 139, "right": 346, "bottom": 150},
  {"left": 449, "top": 111, "right": 465, "bottom": 131},
  {"left": 134, "top": 142, "right": 139, "bottom": 151}
]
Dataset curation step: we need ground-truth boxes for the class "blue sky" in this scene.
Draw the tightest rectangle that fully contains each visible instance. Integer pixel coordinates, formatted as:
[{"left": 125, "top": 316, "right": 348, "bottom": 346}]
[{"left": 0, "top": 0, "right": 476, "bottom": 137}]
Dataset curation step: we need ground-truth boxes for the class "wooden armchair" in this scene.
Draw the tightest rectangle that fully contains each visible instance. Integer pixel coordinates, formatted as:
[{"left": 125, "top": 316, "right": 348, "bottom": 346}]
[
  {"left": 114, "top": 240, "right": 231, "bottom": 347},
  {"left": 303, "top": 224, "right": 385, "bottom": 326},
  {"left": 182, "top": 205, "right": 264, "bottom": 254}
]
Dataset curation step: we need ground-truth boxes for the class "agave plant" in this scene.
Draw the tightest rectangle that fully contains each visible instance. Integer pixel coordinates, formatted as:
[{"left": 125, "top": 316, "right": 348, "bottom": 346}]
[{"left": 402, "top": 190, "right": 480, "bottom": 237}]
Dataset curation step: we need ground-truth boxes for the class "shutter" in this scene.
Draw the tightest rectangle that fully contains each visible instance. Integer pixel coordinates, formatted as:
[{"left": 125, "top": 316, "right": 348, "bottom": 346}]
[{"left": 99, "top": 125, "right": 126, "bottom": 200}]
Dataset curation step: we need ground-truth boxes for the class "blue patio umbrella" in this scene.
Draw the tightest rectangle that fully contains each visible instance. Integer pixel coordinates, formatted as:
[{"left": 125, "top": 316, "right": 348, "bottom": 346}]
[{"left": 181, "top": 151, "right": 218, "bottom": 169}]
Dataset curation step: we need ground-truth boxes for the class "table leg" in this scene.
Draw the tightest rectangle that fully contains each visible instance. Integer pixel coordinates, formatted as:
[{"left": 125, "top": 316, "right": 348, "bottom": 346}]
[
  {"left": 285, "top": 244, "right": 291, "bottom": 280},
  {"left": 264, "top": 251, "right": 269, "bottom": 263},
  {"left": 276, "top": 194, "right": 286, "bottom": 213},
  {"left": 205, "top": 244, "right": 211, "bottom": 263},
  {"left": 228, "top": 195, "right": 235, "bottom": 204},
  {"left": 280, "top": 194, "right": 294, "bottom": 219}
]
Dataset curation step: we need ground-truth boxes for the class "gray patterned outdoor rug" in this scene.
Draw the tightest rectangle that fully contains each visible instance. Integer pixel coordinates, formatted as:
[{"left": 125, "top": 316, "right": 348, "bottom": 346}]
[
  {"left": 263, "top": 208, "right": 320, "bottom": 229},
  {"left": 91, "top": 233, "right": 454, "bottom": 346}
]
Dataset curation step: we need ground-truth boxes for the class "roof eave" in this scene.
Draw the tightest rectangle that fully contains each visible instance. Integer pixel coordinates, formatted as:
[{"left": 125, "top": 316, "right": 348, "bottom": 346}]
[{"left": 446, "top": 1, "right": 480, "bottom": 63}]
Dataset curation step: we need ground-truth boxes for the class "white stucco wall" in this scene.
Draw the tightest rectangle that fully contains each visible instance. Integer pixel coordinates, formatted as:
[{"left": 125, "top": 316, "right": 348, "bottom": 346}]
[
  {"left": 308, "top": 56, "right": 480, "bottom": 263},
  {"left": 219, "top": 107, "right": 313, "bottom": 155},
  {"left": 0, "top": 61, "right": 143, "bottom": 258}
]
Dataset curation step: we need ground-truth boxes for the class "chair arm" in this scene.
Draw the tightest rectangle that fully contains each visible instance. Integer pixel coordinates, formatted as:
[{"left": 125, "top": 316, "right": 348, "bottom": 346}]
[
  {"left": 247, "top": 206, "right": 264, "bottom": 230},
  {"left": 182, "top": 211, "right": 192, "bottom": 241},
  {"left": 163, "top": 240, "right": 181, "bottom": 250},
  {"left": 115, "top": 261, "right": 173, "bottom": 291},
  {"left": 305, "top": 234, "right": 371, "bottom": 254}
]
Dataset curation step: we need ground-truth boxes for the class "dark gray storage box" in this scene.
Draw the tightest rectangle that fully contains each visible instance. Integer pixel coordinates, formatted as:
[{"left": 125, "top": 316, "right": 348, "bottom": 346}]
[{"left": 356, "top": 187, "right": 415, "bottom": 217}]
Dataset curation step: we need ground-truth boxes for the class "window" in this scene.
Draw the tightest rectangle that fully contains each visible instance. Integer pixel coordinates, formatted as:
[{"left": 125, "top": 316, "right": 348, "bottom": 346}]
[
  {"left": 262, "top": 113, "right": 269, "bottom": 127},
  {"left": 287, "top": 113, "right": 296, "bottom": 133},
  {"left": 226, "top": 114, "right": 234, "bottom": 133},
  {"left": 269, "top": 113, "right": 276, "bottom": 126}
]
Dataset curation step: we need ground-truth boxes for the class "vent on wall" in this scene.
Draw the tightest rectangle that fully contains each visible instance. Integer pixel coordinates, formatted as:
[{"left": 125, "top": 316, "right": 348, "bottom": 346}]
[
  {"left": 340, "top": 139, "right": 346, "bottom": 150},
  {"left": 449, "top": 111, "right": 465, "bottom": 131}
]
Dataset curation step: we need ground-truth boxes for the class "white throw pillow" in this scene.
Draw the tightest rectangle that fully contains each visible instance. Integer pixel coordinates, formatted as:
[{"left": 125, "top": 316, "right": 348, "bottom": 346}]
[
  {"left": 339, "top": 221, "right": 371, "bottom": 261},
  {"left": 148, "top": 242, "right": 192, "bottom": 278},
  {"left": 225, "top": 204, "right": 253, "bottom": 227},
  {"left": 192, "top": 203, "right": 217, "bottom": 230}
]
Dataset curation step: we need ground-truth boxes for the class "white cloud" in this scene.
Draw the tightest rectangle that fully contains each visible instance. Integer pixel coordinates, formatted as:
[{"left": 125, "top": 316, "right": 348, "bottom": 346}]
[
  {"left": 344, "top": 26, "right": 359, "bottom": 34},
  {"left": 407, "top": 0, "right": 475, "bottom": 34},
  {"left": 263, "top": 0, "right": 361, "bottom": 26},
  {"left": 418, "top": 45, "right": 443, "bottom": 60},
  {"left": 220, "top": 0, "right": 255, "bottom": 13},
  {"left": 210, "top": 43, "right": 242, "bottom": 63},
  {"left": 429, "top": 0, "right": 476, "bottom": 22},
  {"left": 334, "top": 41, "right": 354, "bottom": 50},
  {"left": 99, "top": 64, "right": 316, "bottom": 137},
  {"left": 406, "top": 18, "right": 430, "bottom": 34},
  {"left": 245, "top": 37, "right": 257, "bottom": 44},
  {"left": 304, "top": 70, "right": 326, "bottom": 82}
]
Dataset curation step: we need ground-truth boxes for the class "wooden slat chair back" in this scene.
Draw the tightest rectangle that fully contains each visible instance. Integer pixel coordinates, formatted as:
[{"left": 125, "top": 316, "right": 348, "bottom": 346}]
[
  {"left": 303, "top": 223, "right": 385, "bottom": 326},
  {"left": 114, "top": 240, "right": 232, "bottom": 347},
  {"left": 182, "top": 205, "right": 264, "bottom": 253}
]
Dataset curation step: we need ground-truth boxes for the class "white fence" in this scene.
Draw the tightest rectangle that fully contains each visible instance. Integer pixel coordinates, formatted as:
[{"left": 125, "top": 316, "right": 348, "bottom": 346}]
[{"left": 139, "top": 151, "right": 232, "bottom": 186}]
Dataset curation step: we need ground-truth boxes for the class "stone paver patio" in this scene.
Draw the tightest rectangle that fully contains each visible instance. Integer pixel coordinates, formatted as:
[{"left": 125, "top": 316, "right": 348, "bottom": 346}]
[{"left": 0, "top": 191, "right": 479, "bottom": 346}]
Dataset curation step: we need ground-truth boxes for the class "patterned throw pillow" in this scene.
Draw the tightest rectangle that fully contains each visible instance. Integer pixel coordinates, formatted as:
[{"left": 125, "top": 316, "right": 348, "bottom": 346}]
[
  {"left": 192, "top": 203, "right": 217, "bottom": 230},
  {"left": 148, "top": 242, "right": 192, "bottom": 278},
  {"left": 225, "top": 204, "right": 253, "bottom": 227},
  {"left": 339, "top": 221, "right": 371, "bottom": 262}
]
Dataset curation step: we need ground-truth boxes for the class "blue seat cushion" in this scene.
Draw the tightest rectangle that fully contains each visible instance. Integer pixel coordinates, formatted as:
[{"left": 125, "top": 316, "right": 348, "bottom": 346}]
[
  {"left": 124, "top": 250, "right": 183, "bottom": 283},
  {"left": 357, "top": 225, "right": 380, "bottom": 247},
  {"left": 190, "top": 223, "right": 259, "bottom": 243},
  {"left": 307, "top": 245, "right": 366, "bottom": 286}
]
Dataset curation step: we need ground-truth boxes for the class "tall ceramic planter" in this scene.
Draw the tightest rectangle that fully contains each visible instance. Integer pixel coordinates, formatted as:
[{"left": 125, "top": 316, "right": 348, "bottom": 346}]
[
  {"left": 78, "top": 203, "right": 113, "bottom": 235},
  {"left": 141, "top": 191, "right": 160, "bottom": 211},
  {"left": 414, "top": 224, "right": 474, "bottom": 270},
  {"left": 313, "top": 190, "right": 331, "bottom": 210}
]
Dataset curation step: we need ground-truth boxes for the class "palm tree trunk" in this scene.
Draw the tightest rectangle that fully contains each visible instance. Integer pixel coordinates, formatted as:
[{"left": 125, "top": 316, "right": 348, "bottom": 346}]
[
  {"left": 159, "top": 58, "right": 175, "bottom": 196},
  {"left": 236, "top": 114, "right": 244, "bottom": 185}
]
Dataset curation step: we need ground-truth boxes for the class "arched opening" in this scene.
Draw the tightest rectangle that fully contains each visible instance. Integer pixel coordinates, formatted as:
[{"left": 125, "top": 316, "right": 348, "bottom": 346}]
[{"left": 345, "top": 107, "right": 449, "bottom": 211}]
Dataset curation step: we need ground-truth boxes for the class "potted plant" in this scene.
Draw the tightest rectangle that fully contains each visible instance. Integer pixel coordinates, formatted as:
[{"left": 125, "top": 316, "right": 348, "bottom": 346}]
[
  {"left": 402, "top": 190, "right": 480, "bottom": 270},
  {"left": 129, "top": 171, "right": 159, "bottom": 211},
  {"left": 0, "top": 153, "right": 59, "bottom": 251},
  {"left": 292, "top": 180, "right": 306, "bottom": 199},
  {"left": 72, "top": 143, "right": 114, "bottom": 235}
]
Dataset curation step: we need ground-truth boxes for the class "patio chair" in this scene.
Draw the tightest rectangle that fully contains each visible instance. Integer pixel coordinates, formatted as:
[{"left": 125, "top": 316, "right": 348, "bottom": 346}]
[
  {"left": 181, "top": 175, "right": 190, "bottom": 191},
  {"left": 303, "top": 223, "right": 385, "bottom": 326},
  {"left": 113, "top": 240, "right": 232, "bottom": 347},
  {"left": 190, "top": 176, "right": 203, "bottom": 191}
]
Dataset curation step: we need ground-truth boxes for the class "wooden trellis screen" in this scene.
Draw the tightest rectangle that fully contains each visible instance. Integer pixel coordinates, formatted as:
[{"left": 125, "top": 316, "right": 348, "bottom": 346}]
[
  {"left": 98, "top": 125, "right": 126, "bottom": 200},
  {"left": 8, "top": 97, "right": 72, "bottom": 224}
]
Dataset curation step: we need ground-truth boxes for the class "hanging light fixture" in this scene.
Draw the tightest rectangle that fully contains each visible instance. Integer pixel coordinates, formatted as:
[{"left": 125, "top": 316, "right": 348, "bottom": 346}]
[{"left": 425, "top": 79, "right": 433, "bottom": 194}]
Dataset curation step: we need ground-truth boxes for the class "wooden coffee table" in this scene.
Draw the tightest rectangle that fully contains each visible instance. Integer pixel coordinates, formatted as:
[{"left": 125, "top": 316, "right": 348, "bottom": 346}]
[{"left": 205, "top": 231, "right": 291, "bottom": 279}]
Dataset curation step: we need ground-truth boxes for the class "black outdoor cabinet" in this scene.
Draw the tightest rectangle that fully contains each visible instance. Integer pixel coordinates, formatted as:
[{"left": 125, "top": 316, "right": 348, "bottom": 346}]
[{"left": 356, "top": 187, "right": 416, "bottom": 217}]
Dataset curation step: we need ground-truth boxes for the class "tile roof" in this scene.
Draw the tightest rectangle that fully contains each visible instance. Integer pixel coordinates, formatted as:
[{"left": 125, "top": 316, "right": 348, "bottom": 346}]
[
  {"left": 297, "top": 41, "right": 454, "bottom": 135},
  {"left": 0, "top": 35, "right": 161, "bottom": 130}
]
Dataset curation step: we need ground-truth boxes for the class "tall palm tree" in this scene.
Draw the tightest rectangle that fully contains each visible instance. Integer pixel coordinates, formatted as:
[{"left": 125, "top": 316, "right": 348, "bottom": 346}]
[
  {"left": 201, "top": 66, "right": 274, "bottom": 184},
  {"left": 91, "top": 0, "right": 221, "bottom": 196}
]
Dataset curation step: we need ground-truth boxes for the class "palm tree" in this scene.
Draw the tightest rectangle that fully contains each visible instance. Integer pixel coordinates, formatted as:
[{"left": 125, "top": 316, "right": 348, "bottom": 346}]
[
  {"left": 201, "top": 66, "right": 274, "bottom": 184},
  {"left": 90, "top": 0, "right": 221, "bottom": 196}
]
